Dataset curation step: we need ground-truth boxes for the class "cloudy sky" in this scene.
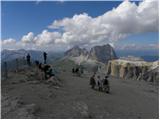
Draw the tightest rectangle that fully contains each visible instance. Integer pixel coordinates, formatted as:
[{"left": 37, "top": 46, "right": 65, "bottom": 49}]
[{"left": 1, "top": 0, "right": 159, "bottom": 53}]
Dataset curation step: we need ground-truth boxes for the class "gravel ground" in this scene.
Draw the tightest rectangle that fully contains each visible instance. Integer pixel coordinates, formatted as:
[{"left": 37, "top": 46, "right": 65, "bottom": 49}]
[{"left": 1, "top": 68, "right": 159, "bottom": 119}]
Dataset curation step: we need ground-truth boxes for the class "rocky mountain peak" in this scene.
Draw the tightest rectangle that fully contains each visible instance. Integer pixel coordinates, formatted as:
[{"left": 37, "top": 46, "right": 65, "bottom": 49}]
[
  {"left": 88, "top": 44, "right": 117, "bottom": 63},
  {"left": 64, "top": 46, "right": 88, "bottom": 57},
  {"left": 65, "top": 44, "right": 117, "bottom": 63}
]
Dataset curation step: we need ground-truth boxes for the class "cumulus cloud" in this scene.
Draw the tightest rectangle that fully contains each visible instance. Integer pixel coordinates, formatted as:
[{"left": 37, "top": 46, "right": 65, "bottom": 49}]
[
  {"left": 34, "top": 30, "right": 61, "bottom": 46},
  {"left": 1, "top": 38, "right": 23, "bottom": 50},
  {"left": 21, "top": 32, "right": 34, "bottom": 43},
  {"left": 2, "top": 38, "right": 16, "bottom": 44},
  {"left": 48, "top": 0, "right": 158, "bottom": 46},
  {"left": 1, "top": 0, "right": 159, "bottom": 51}
]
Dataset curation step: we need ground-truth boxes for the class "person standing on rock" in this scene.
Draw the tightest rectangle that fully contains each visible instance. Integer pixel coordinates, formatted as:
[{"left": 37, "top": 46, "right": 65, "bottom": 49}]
[
  {"left": 90, "top": 74, "right": 96, "bottom": 89},
  {"left": 43, "top": 52, "right": 47, "bottom": 64},
  {"left": 26, "top": 53, "right": 31, "bottom": 66}
]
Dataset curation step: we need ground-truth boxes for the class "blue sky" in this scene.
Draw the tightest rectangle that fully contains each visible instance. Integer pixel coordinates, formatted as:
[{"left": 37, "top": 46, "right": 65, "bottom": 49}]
[
  {"left": 2, "top": 1, "right": 122, "bottom": 40},
  {"left": 1, "top": 1, "right": 159, "bottom": 53}
]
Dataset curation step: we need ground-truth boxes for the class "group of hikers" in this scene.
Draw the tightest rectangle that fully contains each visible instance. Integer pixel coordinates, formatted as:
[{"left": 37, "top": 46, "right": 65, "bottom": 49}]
[
  {"left": 26, "top": 52, "right": 47, "bottom": 66},
  {"left": 26, "top": 52, "right": 55, "bottom": 80},
  {"left": 35, "top": 61, "right": 55, "bottom": 80},
  {"left": 90, "top": 73, "right": 110, "bottom": 93},
  {"left": 26, "top": 52, "right": 110, "bottom": 92},
  {"left": 72, "top": 66, "right": 84, "bottom": 76}
]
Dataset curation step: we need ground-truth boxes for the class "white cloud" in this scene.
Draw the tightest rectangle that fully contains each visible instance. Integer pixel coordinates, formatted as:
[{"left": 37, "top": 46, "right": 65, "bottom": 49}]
[
  {"left": 34, "top": 30, "right": 61, "bottom": 46},
  {"left": 48, "top": 0, "right": 158, "bottom": 48},
  {"left": 2, "top": 0, "right": 159, "bottom": 51},
  {"left": 21, "top": 32, "right": 34, "bottom": 43},
  {"left": 2, "top": 38, "right": 16, "bottom": 44}
]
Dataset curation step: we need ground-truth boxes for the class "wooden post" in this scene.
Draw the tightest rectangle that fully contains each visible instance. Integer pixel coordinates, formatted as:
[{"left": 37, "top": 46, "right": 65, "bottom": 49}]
[
  {"left": 4, "top": 62, "right": 8, "bottom": 80},
  {"left": 16, "top": 59, "right": 19, "bottom": 72},
  {"left": 23, "top": 57, "right": 26, "bottom": 65}
]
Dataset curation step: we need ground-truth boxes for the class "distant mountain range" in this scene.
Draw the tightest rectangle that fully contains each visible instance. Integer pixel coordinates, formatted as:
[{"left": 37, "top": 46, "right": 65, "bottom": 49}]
[
  {"left": 116, "top": 50, "right": 159, "bottom": 62},
  {"left": 1, "top": 49, "right": 64, "bottom": 63},
  {"left": 1, "top": 44, "right": 158, "bottom": 64},
  {"left": 1, "top": 49, "right": 43, "bottom": 62}
]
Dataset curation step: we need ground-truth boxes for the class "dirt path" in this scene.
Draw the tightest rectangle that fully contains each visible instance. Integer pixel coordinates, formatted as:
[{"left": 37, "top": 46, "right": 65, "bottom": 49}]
[{"left": 2, "top": 70, "right": 158, "bottom": 118}]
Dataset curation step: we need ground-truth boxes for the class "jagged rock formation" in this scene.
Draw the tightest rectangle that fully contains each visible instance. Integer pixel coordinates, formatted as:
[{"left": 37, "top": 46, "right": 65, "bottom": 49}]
[
  {"left": 88, "top": 44, "right": 117, "bottom": 63},
  {"left": 65, "top": 46, "right": 88, "bottom": 57},
  {"left": 107, "top": 58, "right": 159, "bottom": 84},
  {"left": 65, "top": 44, "right": 117, "bottom": 63},
  {"left": 141, "top": 67, "right": 159, "bottom": 84}
]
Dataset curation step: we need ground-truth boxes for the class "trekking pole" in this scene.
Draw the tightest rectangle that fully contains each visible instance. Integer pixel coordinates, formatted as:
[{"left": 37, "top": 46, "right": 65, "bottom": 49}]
[{"left": 4, "top": 62, "right": 8, "bottom": 80}]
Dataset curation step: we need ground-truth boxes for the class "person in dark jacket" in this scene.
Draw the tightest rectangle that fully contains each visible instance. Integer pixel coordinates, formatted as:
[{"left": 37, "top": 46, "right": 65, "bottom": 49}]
[
  {"left": 103, "top": 76, "right": 110, "bottom": 93},
  {"left": 26, "top": 54, "right": 31, "bottom": 66},
  {"left": 72, "top": 68, "right": 75, "bottom": 73},
  {"left": 90, "top": 74, "right": 96, "bottom": 89},
  {"left": 43, "top": 52, "right": 47, "bottom": 64}
]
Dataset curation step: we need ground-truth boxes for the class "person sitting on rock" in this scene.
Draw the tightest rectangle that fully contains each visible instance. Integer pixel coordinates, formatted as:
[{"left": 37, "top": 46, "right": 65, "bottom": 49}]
[
  {"left": 90, "top": 74, "right": 96, "bottom": 89},
  {"left": 43, "top": 64, "right": 55, "bottom": 79},
  {"left": 75, "top": 67, "right": 79, "bottom": 73},
  {"left": 38, "top": 63, "right": 45, "bottom": 80},
  {"left": 43, "top": 65, "right": 51, "bottom": 79},
  {"left": 103, "top": 76, "right": 110, "bottom": 93},
  {"left": 47, "top": 67, "right": 55, "bottom": 78}
]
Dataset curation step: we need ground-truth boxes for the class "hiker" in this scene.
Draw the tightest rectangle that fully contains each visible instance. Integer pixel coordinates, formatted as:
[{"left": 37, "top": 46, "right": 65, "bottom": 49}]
[
  {"left": 75, "top": 67, "right": 81, "bottom": 76},
  {"left": 97, "top": 75, "right": 103, "bottom": 91},
  {"left": 35, "top": 60, "right": 39, "bottom": 67},
  {"left": 38, "top": 63, "right": 43, "bottom": 70},
  {"left": 72, "top": 68, "right": 75, "bottom": 73},
  {"left": 75, "top": 67, "right": 79, "bottom": 73},
  {"left": 90, "top": 74, "right": 96, "bottom": 89},
  {"left": 38, "top": 63, "right": 45, "bottom": 80},
  {"left": 35, "top": 60, "right": 39, "bottom": 74},
  {"left": 80, "top": 66, "right": 84, "bottom": 74},
  {"left": 103, "top": 76, "right": 110, "bottom": 93},
  {"left": 26, "top": 53, "right": 31, "bottom": 66},
  {"left": 43, "top": 52, "right": 47, "bottom": 64},
  {"left": 43, "top": 64, "right": 55, "bottom": 79},
  {"left": 47, "top": 67, "right": 55, "bottom": 78},
  {"left": 43, "top": 64, "right": 51, "bottom": 79}
]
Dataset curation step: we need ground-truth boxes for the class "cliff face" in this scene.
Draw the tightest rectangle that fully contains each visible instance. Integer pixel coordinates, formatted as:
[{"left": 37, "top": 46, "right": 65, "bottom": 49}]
[
  {"left": 141, "top": 67, "right": 159, "bottom": 84},
  {"left": 107, "top": 59, "right": 159, "bottom": 84},
  {"left": 88, "top": 44, "right": 117, "bottom": 63}
]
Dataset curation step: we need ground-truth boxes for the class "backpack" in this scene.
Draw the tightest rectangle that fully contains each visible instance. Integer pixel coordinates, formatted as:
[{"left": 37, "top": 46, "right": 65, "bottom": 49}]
[{"left": 103, "top": 79, "right": 108, "bottom": 85}]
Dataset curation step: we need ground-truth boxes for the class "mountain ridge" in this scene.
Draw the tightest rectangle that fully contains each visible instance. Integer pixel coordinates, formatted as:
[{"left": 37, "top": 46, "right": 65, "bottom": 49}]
[{"left": 65, "top": 44, "right": 117, "bottom": 63}]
